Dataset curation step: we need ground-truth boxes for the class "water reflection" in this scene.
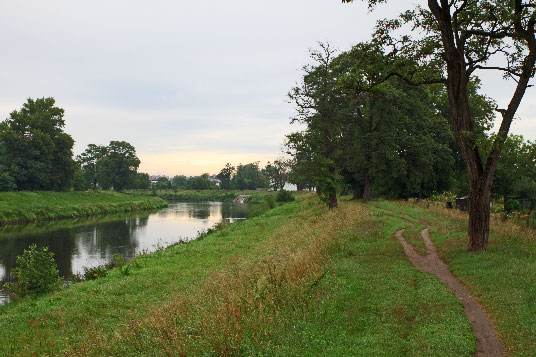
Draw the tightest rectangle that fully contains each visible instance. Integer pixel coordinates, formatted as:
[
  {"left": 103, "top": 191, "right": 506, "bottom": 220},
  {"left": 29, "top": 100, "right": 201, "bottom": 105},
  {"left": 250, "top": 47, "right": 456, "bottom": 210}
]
[{"left": 0, "top": 202, "right": 250, "bottom": 304}]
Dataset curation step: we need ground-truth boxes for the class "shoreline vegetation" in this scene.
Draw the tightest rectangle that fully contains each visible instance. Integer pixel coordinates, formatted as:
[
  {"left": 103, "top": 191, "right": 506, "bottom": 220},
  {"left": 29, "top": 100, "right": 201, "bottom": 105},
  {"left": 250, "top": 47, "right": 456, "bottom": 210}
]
[
  {"left": 124, "top": 188, "right": 278, "bottom": 203},
  {"left": 0, "top": 191, "right": 168, "bottom": 225},
  {"left": 0, "top": 195, "right": 535, "bottom": 355}
]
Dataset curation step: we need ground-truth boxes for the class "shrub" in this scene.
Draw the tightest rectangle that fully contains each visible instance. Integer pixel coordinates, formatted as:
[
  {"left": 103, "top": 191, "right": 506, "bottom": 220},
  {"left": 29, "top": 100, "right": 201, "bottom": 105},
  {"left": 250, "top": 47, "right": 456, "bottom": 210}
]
[
  {"left": 505, "top": 199, "right": 520, "bottom": 213},
  {"left": 7, "top": 244, "right": 62, "bottom": 297},
  {"left": 276, "top": 190, "right": 295, "bottom": 203},
  {"left": 82, "top": 265, "right": 109, "bottom": 280},
  {"left": 265, "top": 195, "right": 276, "bottom": 209}
]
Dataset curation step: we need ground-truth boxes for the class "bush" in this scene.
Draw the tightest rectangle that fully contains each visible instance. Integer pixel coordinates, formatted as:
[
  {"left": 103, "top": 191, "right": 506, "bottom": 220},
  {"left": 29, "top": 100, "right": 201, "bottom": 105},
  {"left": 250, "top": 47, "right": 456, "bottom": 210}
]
[
  {"left": 276, "top": 190, "right": 295, "bottom": 203},
  {"left": 266, "top": 195, "right": 276, "bottom": 209},
  {"left": 6, "top": 244, "right": 62, "bottom": 297},
  {"left": 505, "top": 199, "right": 520, "bottom": 213}
]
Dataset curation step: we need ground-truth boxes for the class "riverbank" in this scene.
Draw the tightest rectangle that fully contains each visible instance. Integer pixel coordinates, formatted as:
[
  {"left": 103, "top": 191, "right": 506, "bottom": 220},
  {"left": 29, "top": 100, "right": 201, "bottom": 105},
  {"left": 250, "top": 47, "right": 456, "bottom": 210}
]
[
  {"left": 0, "top": 197, "right": 534, "bottom": 355},
  {"left": 125, "top": 188, "right": 277, "bottom": 203},
  {"left": 0, "top": 191, "right": 168, "bottom": 225}
]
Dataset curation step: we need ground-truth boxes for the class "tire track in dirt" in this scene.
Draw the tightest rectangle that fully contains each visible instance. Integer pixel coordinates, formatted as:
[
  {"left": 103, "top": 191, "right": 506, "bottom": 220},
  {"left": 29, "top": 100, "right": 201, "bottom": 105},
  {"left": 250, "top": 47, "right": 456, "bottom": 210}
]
[{"left": 396, "top": 225, "right": 504, "bottom": 356}]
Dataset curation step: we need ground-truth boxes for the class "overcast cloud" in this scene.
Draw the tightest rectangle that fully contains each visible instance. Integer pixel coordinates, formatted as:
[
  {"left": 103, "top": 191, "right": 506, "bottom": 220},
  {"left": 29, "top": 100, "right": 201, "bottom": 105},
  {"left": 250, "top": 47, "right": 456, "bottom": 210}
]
[{"left": 1, "top": 0, "right": 535, "bottom": 175}]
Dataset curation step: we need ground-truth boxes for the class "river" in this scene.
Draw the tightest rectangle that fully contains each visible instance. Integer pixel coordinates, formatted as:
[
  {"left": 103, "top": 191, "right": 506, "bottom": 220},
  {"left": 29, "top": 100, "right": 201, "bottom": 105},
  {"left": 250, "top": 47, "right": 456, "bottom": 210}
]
[{"left": 0, "top": 201, "right": 251, "bottom": 305}]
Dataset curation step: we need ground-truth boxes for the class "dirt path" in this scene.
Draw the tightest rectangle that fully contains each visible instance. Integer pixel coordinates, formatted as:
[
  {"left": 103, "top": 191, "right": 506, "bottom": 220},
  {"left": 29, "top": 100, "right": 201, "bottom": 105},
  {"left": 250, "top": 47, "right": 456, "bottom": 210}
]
[{"left": 396, "top": 225, "right": 504, "bottom": 356}]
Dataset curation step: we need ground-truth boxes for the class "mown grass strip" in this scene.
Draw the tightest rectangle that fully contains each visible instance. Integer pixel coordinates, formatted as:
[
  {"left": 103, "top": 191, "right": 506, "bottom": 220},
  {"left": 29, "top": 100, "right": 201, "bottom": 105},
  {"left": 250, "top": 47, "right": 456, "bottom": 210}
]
[{"left": 0, "top": 191, "right": 167, "bottom": 225}]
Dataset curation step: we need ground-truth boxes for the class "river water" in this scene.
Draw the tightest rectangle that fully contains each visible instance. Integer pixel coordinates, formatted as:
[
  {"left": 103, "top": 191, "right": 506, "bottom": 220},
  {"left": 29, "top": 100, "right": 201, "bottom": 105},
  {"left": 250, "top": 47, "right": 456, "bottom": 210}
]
[{"left": 0, "top": 201, "right": 251, "bottom": 304}]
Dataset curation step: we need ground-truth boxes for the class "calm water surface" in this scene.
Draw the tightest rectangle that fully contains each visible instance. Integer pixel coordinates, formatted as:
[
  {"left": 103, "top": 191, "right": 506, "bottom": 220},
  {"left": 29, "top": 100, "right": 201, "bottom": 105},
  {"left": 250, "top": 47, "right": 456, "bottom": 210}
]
[{"left": 0, "top": 201, "right": 251, "bottom": 304}]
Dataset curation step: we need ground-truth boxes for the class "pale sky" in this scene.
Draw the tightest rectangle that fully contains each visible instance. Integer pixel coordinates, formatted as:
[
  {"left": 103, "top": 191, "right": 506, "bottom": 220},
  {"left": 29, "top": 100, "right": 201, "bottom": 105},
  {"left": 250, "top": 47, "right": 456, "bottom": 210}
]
[{"left": 1, "top": 1, "right": 535, "bottom": 176}]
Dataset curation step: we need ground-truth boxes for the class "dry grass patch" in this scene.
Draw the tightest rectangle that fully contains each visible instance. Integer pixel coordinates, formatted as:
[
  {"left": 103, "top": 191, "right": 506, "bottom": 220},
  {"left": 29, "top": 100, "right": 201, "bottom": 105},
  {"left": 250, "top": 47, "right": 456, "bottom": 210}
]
[{"left": 68, "top": 199, "right": 371, "bottom": 356}]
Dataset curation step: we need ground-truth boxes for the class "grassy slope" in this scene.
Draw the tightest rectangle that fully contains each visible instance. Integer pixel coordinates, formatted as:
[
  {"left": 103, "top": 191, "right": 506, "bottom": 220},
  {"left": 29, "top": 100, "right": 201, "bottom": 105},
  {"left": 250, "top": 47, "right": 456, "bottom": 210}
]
[
  {"left": 0, "top": 196, "right": 475, "bottom": 356},
  {"left": 371, "top": 200, "right": 536, "bottom": 356},
  {"left": 0, "top": 191, "right": 167, "bottom": 224},
  {"left": 124, "top": 189, "right": 277, "bottom": 203}
]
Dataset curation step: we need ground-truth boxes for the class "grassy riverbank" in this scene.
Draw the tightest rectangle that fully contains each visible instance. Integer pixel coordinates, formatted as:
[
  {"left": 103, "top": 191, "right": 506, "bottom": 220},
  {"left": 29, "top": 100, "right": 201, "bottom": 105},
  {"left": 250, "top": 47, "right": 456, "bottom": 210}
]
[
  {"left": 125, "top": 188, "right": 277, "bottom": 203},
  {"left": 0, "top": 195, "right": 477, "bottom": 356},
  {"left": 370, "top": 200, "right": 536, "bottom": 356},
  {"left": 0, "top": 191, "right": 167, "bottom": 225}
]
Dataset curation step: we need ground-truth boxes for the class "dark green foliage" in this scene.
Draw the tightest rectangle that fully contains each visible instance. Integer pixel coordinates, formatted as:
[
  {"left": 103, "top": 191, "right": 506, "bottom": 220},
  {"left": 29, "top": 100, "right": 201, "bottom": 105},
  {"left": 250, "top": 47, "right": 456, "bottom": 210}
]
[
  {"left": 187, "top": 173, "right": 216, "bottom": 190},
  {"left": 0, "top": 98, "right": 75, "bottom": 191},
  {"left": 81, "top": 265, "right": 109, "bottom": 281},
  {"left": 171, "top": 175, "right": 188, "bottom": 189},
  {"left": 505, "top": 199, "right": 520, "bottom": 213},
  {"left": 0, "top": 172, "right": 16, "bottom": 192},
  {"left": 266, "top": 195, "right": 276, "bottom": 208},
  {"left": 155, "top": 176, "right": 171, "bottom": 190},
  {"left": 6, "top": 244, "right": 61, "bottom": 297},
  {"left": 263, "top": 159, "right": 289, "bottom": 191},
  {"left": 133, "top": 172, "right": 150, "bottom": 189},
  {"left": 98, "top": 141, "right": 140, "bottom": 191},
  {"left": 230, "top": 162, "right": 269, "bottom": 190},
  {"left": 494, "top": 135, "right": 536, "bottom": 198},
  {"left": 216, "top": 163, "right": 235, "bottom": 189},
  {"left": 76, "top": 141, "right": 141, "bottom": 191},
  {"left": 276, "top": 190, "right": 295, "bottom": 202}
]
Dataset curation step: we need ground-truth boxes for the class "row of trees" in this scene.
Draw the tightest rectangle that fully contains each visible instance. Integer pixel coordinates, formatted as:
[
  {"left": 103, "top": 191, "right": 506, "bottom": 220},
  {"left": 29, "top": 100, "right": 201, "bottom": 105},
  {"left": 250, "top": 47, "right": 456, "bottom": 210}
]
[
  {"left": 286, "top": 43, "right": 495, "bottom": 206},
  {"left": 340, "top": 0, "right": 536, "bottom": 251},
  {"left": 0, "top": 97, "right": 146, "bottom": 192},
  {"left": 74, "top": 141, "right": 145, "bottom": 191}
]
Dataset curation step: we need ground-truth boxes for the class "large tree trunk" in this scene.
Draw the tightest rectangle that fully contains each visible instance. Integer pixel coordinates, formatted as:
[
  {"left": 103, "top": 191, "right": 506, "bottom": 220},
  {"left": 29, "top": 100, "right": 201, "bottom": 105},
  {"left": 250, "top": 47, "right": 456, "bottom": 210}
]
[
  {"left": 362, "top": 172, "right": 372, "bottom": 202},
  {"left": 352, "top": 185, "right": 361, "bottom": 200},
  {"left": 467, "top": 175, "right": 492, "bottom": 251},
  {"left": 328, "top": 192, "right": 338, "bottom": 209},
  {"left": 428, "top": 0, "right": 536, "bottom": 252}
]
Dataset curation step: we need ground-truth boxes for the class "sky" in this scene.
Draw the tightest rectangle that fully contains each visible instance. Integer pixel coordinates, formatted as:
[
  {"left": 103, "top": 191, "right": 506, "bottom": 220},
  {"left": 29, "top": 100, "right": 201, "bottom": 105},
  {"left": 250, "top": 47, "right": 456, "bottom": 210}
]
[{"left": 1, "top": 1, "right": 536, "bottom": 176}]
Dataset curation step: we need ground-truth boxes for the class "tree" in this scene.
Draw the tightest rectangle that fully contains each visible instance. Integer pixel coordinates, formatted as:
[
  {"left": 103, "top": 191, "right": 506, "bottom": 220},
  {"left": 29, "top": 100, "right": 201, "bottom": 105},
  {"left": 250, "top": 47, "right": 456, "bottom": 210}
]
[
  {"left": 230, "top": 162, "right": 269, "bottom": 190},
  {"left": 289, "top": 43, "right": 344, "bottom": 208},
  {"left": 216, "top": 163, "right": 235, "bottom": 190},
  {"left": 76, "top": 144, "right": 107, "bottom": 189},
  {"left": 0, "top": 97, "right": 75, "bottom": 191},
  {"left": 171, "top": 175, "right": 188, "bottom": 189},
  {"left": 263, "top": 159, "right": 289, "bottom": 191},
  {"left": 493, "top": 135, "right": 536, "bottom": 197},
  {"left": 344, "top": 0, "right": 536, "bottom": 251},
  {"left": 187, "top": 173, "right": 216, "bottom": 190},
  {"left": 98, "top": 141, "right": 140, "bottom": 191},
  {"left": 133, "top": 172, "right": 151, "bottom": 189}
]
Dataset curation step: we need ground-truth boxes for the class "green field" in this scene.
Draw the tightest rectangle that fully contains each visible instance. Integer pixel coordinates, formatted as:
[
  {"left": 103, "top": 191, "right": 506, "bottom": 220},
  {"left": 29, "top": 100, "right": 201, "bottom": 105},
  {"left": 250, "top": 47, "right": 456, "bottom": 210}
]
[
  {"left": 1, "top": 196, "right": 535, "bottom": 355},
  {"left": 0, "top": 191, "right": 167, "bottom": 225}
]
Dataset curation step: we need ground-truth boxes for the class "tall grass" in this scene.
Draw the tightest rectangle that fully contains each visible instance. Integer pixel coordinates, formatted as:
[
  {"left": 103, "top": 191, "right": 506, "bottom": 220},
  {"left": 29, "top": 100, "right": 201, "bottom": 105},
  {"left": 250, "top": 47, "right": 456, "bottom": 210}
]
[{"left": 68, "top": 198, "right": 369, "bottom": 356}]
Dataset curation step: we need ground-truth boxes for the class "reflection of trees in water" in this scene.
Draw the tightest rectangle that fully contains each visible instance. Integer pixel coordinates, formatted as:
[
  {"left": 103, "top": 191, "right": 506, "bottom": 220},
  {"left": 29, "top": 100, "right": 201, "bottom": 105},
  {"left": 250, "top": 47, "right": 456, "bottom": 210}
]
[
  {"left": 0, "top": 228, "right": 77, "bottom": 280},
  {"left": 221, "top": 203, "right": 250, "bottom": 219},
  {"left": 0, "top": 212, "right": 151, "bottom": 281},
  {"left": 187, "top": 203, "right": 211, "bottom": 219},
  {"left": 76, "top": 215, "right": 150, "bottom": 265},
  {"left": 0, "top": 203, "right": 252, "bottom": 285}
]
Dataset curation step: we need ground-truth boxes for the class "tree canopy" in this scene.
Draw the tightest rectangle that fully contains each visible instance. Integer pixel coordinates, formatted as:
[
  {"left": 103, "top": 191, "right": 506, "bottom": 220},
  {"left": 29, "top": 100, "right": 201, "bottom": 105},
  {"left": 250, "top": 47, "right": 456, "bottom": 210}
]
[
  {"left": 342, "top": 0, "right": 536, "bottom": 251},
  {"left": 0, "top": 98, "right": 75, "bottom": 191}
]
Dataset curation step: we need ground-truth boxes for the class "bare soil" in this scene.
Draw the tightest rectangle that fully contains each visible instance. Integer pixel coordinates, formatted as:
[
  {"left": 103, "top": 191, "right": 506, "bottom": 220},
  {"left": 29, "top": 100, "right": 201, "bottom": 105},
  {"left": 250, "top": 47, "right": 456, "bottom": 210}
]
[{"left": 396, "top": 225, "right": 504, "bottom": 356}]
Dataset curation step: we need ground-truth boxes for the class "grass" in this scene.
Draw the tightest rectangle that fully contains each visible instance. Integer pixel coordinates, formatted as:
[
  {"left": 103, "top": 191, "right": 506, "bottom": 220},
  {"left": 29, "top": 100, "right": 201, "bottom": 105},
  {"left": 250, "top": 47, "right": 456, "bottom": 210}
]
[
  {"left": 370, "top": 200, "right": 536, "bottom": 356},
  {"left": 0, "top": 195, "right": 476, "bottom": 356},
  {"left": 125, "top": 188, "right": 279, "bottom": 203},
  {"left": 0, "top": 191, "right": 167, "bottom": 225}
]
